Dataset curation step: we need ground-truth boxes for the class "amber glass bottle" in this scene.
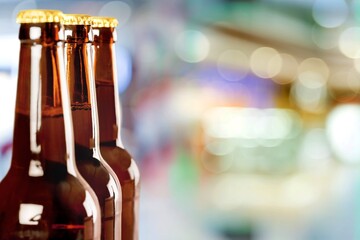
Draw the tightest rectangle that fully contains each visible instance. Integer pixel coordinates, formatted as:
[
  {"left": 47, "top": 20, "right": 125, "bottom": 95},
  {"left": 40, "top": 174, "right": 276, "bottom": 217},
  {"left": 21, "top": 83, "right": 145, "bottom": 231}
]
[
  {"left": 63, "top": 14, "right": 122, "bottom": 240},
  {"left": 92, "top": 17, "right": 140, "bottom": 240},
  {"left": 0, "top": 10, "right": 101, "bottom": 240}
]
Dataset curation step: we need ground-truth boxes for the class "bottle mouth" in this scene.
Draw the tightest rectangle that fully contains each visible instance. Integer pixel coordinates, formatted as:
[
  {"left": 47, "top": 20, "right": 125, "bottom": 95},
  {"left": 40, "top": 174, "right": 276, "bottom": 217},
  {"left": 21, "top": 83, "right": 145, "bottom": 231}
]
[
  {"left": 92, "top": 27, "right": 117, "bottom": 43},
  {"left": 64, "top": 25, "right": 93, "bottom": 43}
]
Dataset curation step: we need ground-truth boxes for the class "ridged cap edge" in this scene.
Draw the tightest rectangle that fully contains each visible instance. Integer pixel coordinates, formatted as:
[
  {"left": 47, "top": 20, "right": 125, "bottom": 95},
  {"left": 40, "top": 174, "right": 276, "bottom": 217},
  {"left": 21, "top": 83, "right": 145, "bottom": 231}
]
[
  {"left": 16, "top": 9, "right": 63, "bottom": 23},
  {"left": 62, "top": 14, "right": 92, "bottom": 25},
  {"left": 91, "top": 16, "right": 118, "bottom": 28}
]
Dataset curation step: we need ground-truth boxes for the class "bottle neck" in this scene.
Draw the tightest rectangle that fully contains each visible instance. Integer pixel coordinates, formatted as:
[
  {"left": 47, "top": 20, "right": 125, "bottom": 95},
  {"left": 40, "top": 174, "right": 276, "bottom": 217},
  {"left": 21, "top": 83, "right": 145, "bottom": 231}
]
[
  {"left": 93, "top": 27, "right": 121, "bottom": 146},
  {"left": 19, "top": 22, "right": 63, "bottom": 43},
  {"left": 65, "top": 25, "right": 96, "bottom": 149},
  {"left": 13, "top": 23, "right": 68, "bottom": 167},
  {"left": 93, "top": 27, "right": 116, "bottom": 44}
]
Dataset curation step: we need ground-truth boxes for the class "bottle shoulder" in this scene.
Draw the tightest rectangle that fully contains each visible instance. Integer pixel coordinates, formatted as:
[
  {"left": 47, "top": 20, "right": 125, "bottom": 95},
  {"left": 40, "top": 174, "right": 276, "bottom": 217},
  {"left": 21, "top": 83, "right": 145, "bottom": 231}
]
[
  {"left": 75, "top": 145, "right": 118, "bottom": 202},
  {"left": 99, "top": 145, "right": 140, "bottom": 183},
  {"left": 0, "top": 165, "right": 90, "bottom": 216}
]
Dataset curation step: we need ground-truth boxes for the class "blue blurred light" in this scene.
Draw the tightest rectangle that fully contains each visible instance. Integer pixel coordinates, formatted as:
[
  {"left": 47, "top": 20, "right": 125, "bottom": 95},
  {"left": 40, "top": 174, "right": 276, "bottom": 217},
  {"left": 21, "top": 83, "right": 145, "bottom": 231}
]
[
  {"left": 116, "top": 46, "right": 133, "bottom": 93},
  {"left": 196, "top": 64, "right": 276, "bottom": 108},
  {"left": 312, "top": 0, "right": 349, "bottom": 28}
]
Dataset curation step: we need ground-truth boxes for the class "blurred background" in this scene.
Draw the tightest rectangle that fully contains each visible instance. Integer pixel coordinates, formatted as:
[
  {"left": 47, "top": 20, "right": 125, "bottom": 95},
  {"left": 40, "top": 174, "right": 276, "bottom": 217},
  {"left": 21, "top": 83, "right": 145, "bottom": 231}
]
[{"left": 2, "top": 0, "right": 360, "bottom": 239}]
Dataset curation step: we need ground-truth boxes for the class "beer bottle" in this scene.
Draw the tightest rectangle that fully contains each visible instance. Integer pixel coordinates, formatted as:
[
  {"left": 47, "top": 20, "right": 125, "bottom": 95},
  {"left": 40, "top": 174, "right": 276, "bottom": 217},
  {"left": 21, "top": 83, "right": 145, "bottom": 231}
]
[
  {"left": 0, "top": 10, "right": 101, "bottom": 239},
  {"left": 63, "top": 14, "right": 122, "bottom": 240},
  {"left": 92, "top": 17, "right": 140, "bottom": 240}
]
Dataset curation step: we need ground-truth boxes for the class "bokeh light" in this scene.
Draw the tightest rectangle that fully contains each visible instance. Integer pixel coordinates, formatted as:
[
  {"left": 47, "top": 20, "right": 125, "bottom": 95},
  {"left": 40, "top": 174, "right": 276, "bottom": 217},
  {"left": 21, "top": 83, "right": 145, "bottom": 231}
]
[
  {"left": 201, "top": 141, "right": 234, "bottom": 174},
  {"left": 11, "top": 0, "right": 37, "bottom": 25},
  {"left": 312, "top": 0, "right": 349, "bottom": 28},
  {"left": 175, "top": 30, "right": 210, "bottom": 63},
  {"left": 326, "top": 104, "right": 360, "bottom": 164},
  {"left": 250, "top": 47, "right": 282, "bottom": 79},
  {"left": 291, "top": 80, "right": 327, "bottom": 113},
  {"left": 328, "top": 69, "right": 360, "bottom": 102},
  {"left": 272, "top": 53, "right": 298, "bottom": 85},
  {"left": 338, "top": 27, "right": 360, "bottom": 59},
  {"left": 311, "top": 25, "right": 339, "bottom": 50},
  {"left": 297, "top": 58, "right": 329, "bottom": 86},
  {"left": 292, "top": 58, "right": 329, "bottom": 113},
  {"left": 217, "top": 49, "right": 248, "bottom": 82},
  {"left": 353, "top": 58, "right": 360, "bottom": 74},
  {"left": 297, "top": 128, "right": 332, "bottom": 171},
  {"left": 98, "top": 1, "right": 132, "bottom": 27},
  {"left": 203, "top": 107, "right": 301, "bottom": 145}
]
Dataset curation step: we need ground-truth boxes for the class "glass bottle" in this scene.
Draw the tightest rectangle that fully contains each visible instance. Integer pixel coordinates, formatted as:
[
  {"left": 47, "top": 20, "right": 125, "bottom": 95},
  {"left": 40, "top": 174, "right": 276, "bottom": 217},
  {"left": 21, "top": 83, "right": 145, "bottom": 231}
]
[
  {"left": 92, "top": 17, "right": 140, "bottom": 240},
  {"left": 0, "top": 10, "right": 101, "bottom": 240},
  {"left": 63, "top": 14, "right": 122, "bottom": 240}
]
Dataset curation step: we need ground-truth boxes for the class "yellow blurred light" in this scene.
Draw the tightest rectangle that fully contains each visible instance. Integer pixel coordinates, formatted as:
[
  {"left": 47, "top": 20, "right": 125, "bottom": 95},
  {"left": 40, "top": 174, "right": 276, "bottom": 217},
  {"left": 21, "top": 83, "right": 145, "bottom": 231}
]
[
  {"left": 268, "top": 53, "right": 283, "bottom": 77},
  {"left": 328, "top": 70, "right": 360, "bottom": 101},
  {"left": 298, "top": 58, "right": 329, "bottom": 82},
  {"left": 205, "top": 140, "right": 234, "bottom": 156},
  {"left": 217, "top": 49, "right": 249, "bottom": 81},
  {"left": 272, "top": 53, "right": 298, "bottom": 85},
  {"left": 282, "top": 174, "right": 320, "bottom": 208},
  {"left": 354, "top": 58, "right": 360, "bottom": 73},
  {"left": 250, "top": 47, "right": 282, "bottom": 79},
  {"left": 298, "top": 71, "right": 326, "bottom": 89},
  {"left": 169, "top": 86, "right": 226, "bottom": 125},
  {"left": 296, "top": 58, "right": 329, "bottom": 111},
  {"left": 339, "top": 27, "right": 360, "bottom": 59},
  {"left": 201, "top": 142, "right": 234, "bottom": 174},
  {"left": 175, "top": 30, "right": 210, "bottom": 63},
  {"left": 212, "top": 174, "right": 240, "bottom": 211},
  {"left": 291, "top": 80, "right": 327, "bottom": 113},
  {"left": 341, "top": 70, "right": 360, "bottom": 92}
]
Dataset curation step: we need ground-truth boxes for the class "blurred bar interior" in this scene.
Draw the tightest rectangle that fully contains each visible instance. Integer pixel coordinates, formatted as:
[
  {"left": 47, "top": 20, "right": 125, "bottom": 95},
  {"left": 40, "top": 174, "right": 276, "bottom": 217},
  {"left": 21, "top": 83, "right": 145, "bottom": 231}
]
[{"left": 1, "top": 0, "right": 360, "bottom": 239}]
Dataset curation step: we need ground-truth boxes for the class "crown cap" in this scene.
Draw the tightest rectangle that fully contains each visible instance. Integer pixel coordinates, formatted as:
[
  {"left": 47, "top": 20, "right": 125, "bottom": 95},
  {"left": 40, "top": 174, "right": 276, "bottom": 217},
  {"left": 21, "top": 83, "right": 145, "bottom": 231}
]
[
  {"left": 63, "top": 14, "right": 92, "bottom": 25},
  {"left": 91, "top": 17, "right": 118, "bottom": 28},
  {"left": 16, "top": 9, "right": 63, "bottom": 23}
]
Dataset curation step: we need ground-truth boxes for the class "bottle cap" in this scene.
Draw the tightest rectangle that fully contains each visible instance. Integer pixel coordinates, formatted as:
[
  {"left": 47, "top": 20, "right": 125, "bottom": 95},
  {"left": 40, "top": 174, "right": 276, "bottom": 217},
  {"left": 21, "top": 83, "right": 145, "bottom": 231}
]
[
  {"left": 91, "top": 17, "right": 118, "bottom": 28},
  {"left": 62, "top": 14, "right": 92, "bottom": 25},
  {"left": 16, "top": 9, "right": 63, "bottom": 23}
]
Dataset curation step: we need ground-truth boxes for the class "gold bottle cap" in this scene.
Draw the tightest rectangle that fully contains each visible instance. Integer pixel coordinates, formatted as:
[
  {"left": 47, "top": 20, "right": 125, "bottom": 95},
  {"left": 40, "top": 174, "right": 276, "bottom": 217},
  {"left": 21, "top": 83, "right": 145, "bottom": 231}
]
[
  {"left": 91, "top": 16, "right": 118, "bottom": 28},
  {"left": 62, "top": 14, "right": 92, "bottom": 25},
  {"left": 16, "top": 9, "right": 63, "bottom": 24}
]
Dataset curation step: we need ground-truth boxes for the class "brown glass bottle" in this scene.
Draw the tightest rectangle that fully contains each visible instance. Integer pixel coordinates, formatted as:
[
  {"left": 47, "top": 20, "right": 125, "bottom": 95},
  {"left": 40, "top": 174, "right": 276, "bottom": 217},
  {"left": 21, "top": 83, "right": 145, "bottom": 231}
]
[
  {"left": 92, "top": 17, "right": 140, "bottom": 240},
  {"left": 0, "top": 10, "right": 101, "bottom": 240},
  {"left": 63, "top": 14, "right": 122, "bottom": 240}
]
